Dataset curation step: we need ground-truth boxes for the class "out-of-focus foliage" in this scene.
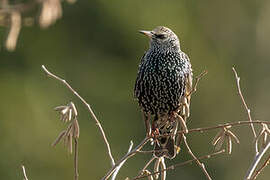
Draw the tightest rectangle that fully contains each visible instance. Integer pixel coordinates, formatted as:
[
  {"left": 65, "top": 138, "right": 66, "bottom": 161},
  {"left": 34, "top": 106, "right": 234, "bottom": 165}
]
[{"left": 1, "top": 0, "right": 270, "bottom": 179}]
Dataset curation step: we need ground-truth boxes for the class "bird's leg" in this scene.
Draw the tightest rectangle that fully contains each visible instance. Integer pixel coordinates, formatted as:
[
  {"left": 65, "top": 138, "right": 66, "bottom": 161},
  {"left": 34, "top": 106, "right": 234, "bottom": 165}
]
[
  {"left": 143, "top": 112, "right": 151, "bottom": 137},
  {"left": 151, "top": 121, "right": 160, "bottom": 140}
]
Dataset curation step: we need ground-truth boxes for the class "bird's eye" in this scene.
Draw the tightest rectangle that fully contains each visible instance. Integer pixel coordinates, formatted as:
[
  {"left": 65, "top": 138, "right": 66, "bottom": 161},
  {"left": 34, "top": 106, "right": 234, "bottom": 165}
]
[{"left": 155, "top": 34, "right": 166, "bottom": 39}]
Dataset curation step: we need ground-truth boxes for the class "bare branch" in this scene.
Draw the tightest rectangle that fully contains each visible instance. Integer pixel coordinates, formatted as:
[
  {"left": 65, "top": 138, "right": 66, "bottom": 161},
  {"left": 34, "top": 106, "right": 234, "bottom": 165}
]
[
  {"left": 131, "top": 149, "right": 225, "bottom": 180},
  {"left": 251, "top": 154, "right": 270, "bottom": 180},
  {"left": 102, "top": 137, "right": 150, "bottom": 180},
  {"left": 232, "top": 67, "right": 257, "bottom": 141},
  {"left": 111, "top": 141, "right": 134, "bottom": 180},
  {"left": 21, "top": 165, "right": 29, "bottom": 180},
  {"left": 41, "top": 65, "right": 115, "bottom": 166},
  {"left": 245, "top": 141, "right": 270, "bottom": 180},
  {"left": 176, "top": 120, "right": 270, "bottom": 135},
  {"left": 183, "top": 134, "right": 212, "bottom": 180}
]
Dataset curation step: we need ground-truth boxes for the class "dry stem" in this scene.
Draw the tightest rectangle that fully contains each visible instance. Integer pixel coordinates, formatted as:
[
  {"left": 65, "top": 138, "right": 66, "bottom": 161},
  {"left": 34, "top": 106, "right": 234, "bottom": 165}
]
[
  {"left": 132, "top": 149, "right": 225, "bottom": 180},
  {"left": 183, "top": 134, "right": 212, "bottom": 180},
  {"left": 111, "top": 141, "right": 134, "bottom": 180},
  {"left": 102, "top": 137, "right": 150, "bottom": 180},
  {"left": 74, "top": 138, "right": 79, "bottom": 180},
  {"left": 140, "top": 157, "right": 156, "bottom": 173},
  {"left": 188, "top": 70, "right": 208, "bottom": 96},
  {"left": 21, "top": 165, "right": 29, "bottom": 180},
  {"left": 245, "top": 141, "right": 270, "bottom": 179},
  {"left": 41, "top": 65, "right": 115, "bottom": 166},
  {"left": 232, "top": 68, "right": 257, "bottom": 143},
  {"left": 251, "top": 153, "right": 270, "bottom": 180},
  {"left": 176, "top": 120, "right": 270, "bottom": 135}
]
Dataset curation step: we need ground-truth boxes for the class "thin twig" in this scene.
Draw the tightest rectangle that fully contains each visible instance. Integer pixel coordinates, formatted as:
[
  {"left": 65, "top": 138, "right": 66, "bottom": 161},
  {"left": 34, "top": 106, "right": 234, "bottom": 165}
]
[
  {"left": 188, "top": 70, "right": 208, "bottom": 96},
  {"left": 41, "top": 65, "right": 115, "bottom": 166},
  {"left": 140, "top": 156, "right": 156, "bottom": 173},
  {"left": 111, "top": 141, "right": 134, "bottom": 180},
  {"left": 74, "top": 138, "right": 79, "bottom": 180},
  {"left": 102, "top": 137, "right": 150, "bottom": 180},
  {"left": 131, "top": 149, "right": 225, "bottom": 180},
  {"left": 183, "top": 134, "right": 212, "bottom": 180},
  {"left": 137, "top": 149, "right": 167, "bottom": 154},
  {"left": 21, "top": 165, "right": 29, "bottom": 180},
  {"left": 251, "top": 153, "right": 270, "bottom": 180},
  {"left": 245, "top": 141, "right": 270, "bottom": 180},
  {"left": 176, "top": 120, "right": 270, "bottom": 135},
  {"left": 232, "top": 67, "right": 257, "bottom": 141}
]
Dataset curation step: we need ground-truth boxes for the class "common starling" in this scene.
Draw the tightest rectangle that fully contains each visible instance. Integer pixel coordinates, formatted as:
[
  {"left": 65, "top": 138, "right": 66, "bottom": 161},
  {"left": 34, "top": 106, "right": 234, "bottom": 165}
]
[{"left": 134, "top": 26, "right": 193, "bottom": 159}]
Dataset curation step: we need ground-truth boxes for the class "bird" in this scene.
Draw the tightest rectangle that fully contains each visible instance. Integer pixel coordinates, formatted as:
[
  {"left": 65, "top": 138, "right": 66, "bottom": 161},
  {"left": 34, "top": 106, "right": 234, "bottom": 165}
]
[{"left": 134, "top": 26, "right": 193, "bottom": 159}]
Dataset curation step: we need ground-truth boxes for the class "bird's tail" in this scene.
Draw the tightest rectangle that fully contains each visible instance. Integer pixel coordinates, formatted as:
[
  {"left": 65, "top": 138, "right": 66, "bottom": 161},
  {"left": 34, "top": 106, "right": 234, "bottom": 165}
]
[{"left": 153, "top": 119, "right": 179, "bottom": 159}]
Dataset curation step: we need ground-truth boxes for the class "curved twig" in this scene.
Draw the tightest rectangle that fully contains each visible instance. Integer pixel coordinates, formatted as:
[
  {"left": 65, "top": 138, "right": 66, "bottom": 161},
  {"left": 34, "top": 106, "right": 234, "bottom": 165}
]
[
  {"left": 42, "top": 65, "right": 115, "bottom": 166},
  {"left": 232, "top": 68, "right": 257, "bottom": 150}
]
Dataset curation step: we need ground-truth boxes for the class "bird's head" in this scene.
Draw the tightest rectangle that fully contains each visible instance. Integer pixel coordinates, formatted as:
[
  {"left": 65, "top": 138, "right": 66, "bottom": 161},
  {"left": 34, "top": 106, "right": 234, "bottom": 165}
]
[{"left": 139, "top": 26, "right": 180, "bottom": 52}]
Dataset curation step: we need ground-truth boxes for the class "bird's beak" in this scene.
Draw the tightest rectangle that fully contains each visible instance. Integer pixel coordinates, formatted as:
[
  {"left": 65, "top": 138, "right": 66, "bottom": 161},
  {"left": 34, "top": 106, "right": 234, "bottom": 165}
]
[{"left": 139, "top": 30, "right": 153, "bottom": 38}]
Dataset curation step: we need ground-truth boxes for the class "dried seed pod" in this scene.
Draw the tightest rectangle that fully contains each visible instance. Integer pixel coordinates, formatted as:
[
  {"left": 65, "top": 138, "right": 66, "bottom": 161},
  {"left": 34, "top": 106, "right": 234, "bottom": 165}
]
[
  {"left": 212, "top": 129, "right": 225, "bottom": 146},
  {"left": 153, "top": 158, "right": 161, "bottom": 179},
  {"left": 160, "top": 158, "right": 166, "bottom": 180},
  {"left": 54, "top": 105, "right": 67, "bottom": 111},
  {"left": 69, "top": 102, "right": 78, "bottom": 116},
  {"left": 177, "top": 114, "right": 188, "bottom": 133},
  {"left": 226, "top": 130, "right": 240, "bottom": 144},
  {"left": 68, "top": 108, "right": 72, "bottom": 121},
  {"left": 73, "top": 119, "right": 80, "bottom": 139},
  {"left": 227, "top": 136, "right": 232, "bottom": 154},
  {"left": 215, "top": 133, "right": 225, "bottom": 151},
  {"left": 52, "top": 130, "right": 66, "bottom": 147},
  {"left": 262, "top": 132, "right": 268, "bottom": 148}
]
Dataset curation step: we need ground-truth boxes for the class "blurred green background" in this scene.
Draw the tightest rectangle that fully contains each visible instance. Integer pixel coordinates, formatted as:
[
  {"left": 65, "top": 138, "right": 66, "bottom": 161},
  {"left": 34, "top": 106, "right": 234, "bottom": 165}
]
[{"left": 1, "top": 0, "right": 270, "bottom": 179}]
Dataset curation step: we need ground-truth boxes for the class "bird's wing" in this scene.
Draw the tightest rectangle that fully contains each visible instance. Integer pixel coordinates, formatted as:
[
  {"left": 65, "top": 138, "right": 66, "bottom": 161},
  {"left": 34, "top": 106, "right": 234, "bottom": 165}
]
[
  {"left": 134, "top": 52, "right": 146, "bottom": 99},
  {"left": 180, "top": 52, "right": 193, "bottom": 118}
]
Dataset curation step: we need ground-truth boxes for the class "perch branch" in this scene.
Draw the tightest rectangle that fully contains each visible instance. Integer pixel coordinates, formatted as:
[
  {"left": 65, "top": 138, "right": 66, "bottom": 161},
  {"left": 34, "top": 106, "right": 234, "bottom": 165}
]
[
  {"left": 41, "top": 65, "right": 115, "bottom": 166},
  {"left": 111, "top": 141, "right": 134, "bottom": 180},
  {"left": 102, "top": 137, "right": 150, "bottom": 180}
]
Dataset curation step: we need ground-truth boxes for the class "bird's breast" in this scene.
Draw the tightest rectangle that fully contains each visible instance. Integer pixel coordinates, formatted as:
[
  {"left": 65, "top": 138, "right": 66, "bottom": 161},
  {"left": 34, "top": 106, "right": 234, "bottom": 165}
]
[{"left": 135, "top": 51, "right": 186, "bottom": 115}]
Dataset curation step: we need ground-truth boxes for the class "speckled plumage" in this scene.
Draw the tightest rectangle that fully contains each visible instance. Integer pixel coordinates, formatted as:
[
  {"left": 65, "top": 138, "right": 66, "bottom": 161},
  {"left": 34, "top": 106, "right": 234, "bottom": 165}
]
[
  {"left": 135, "top": 26, "right": 192, "bottom": 117},
  {"left": 134, "top": 26, "right": 192, "bottom": 159}
]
